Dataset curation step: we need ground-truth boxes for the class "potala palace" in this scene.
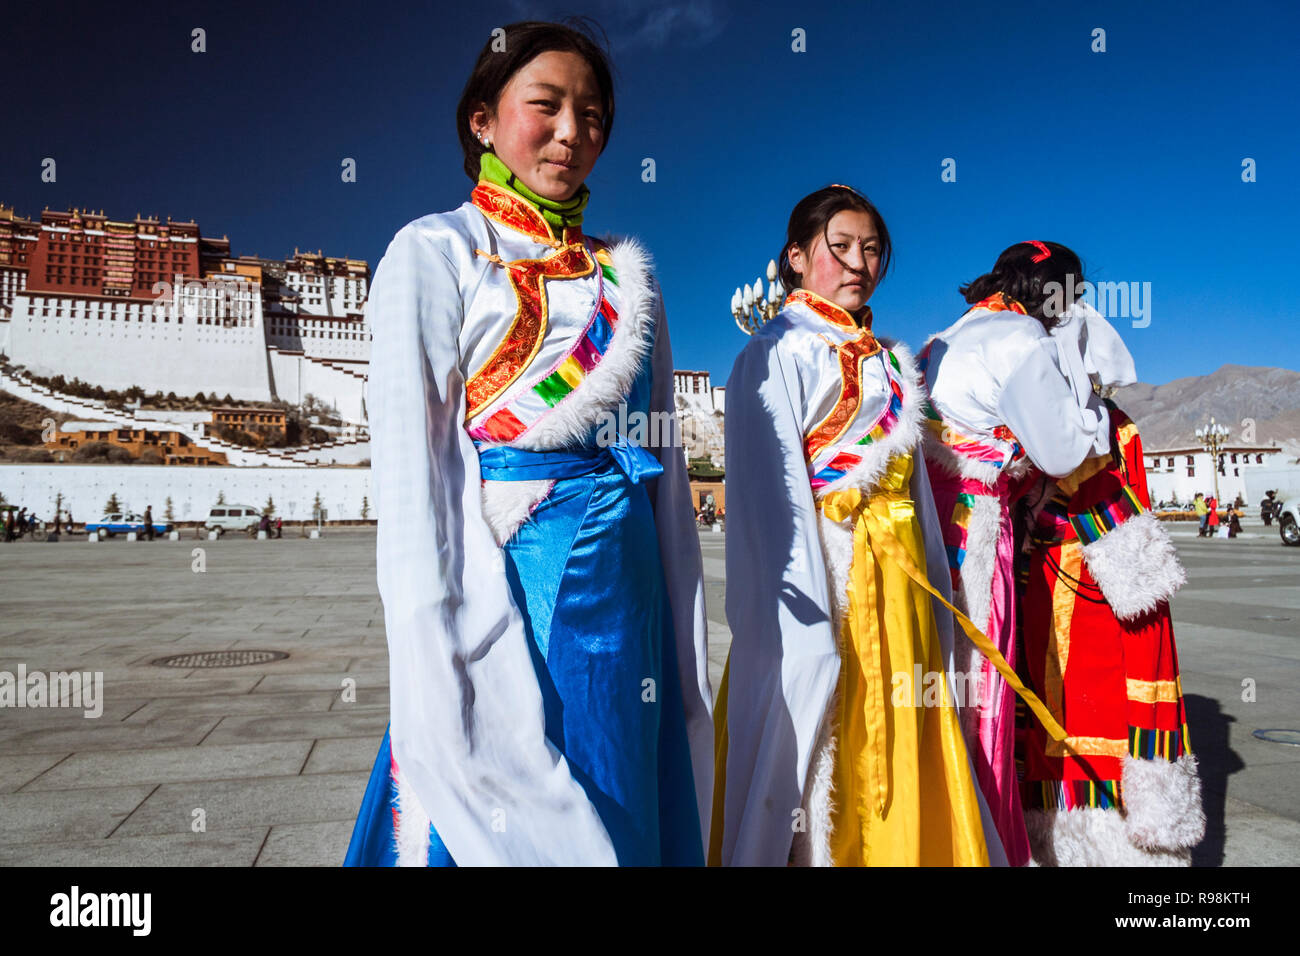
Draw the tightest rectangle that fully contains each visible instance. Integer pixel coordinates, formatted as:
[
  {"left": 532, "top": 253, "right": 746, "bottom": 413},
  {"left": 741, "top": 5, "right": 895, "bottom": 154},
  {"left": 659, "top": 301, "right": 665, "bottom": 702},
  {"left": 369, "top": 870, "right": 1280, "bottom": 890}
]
[{"left": 0, "top": 203, "right": 370, "bottom": 428}]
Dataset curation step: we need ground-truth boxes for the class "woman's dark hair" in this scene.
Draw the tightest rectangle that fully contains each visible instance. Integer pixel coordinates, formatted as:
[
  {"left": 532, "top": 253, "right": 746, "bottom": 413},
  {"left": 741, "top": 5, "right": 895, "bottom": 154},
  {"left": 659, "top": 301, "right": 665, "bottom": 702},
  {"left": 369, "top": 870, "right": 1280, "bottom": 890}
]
[
  {"left": 456, "top": 19, "right": 616, "bottom": 182},
  {"left": 778, "top": 185, "right": 893, "bottom": 298},
  {"left": 959, "top": 241, "right": 1084, "bottom": 330}
]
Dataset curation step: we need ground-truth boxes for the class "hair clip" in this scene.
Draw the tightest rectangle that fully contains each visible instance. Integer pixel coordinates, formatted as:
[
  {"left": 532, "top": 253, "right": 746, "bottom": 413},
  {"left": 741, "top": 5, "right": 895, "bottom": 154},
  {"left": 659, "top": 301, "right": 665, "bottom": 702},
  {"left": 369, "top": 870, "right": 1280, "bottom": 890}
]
[{"left": 1023, "top": 240, "right": 1052, "bottom": 263}]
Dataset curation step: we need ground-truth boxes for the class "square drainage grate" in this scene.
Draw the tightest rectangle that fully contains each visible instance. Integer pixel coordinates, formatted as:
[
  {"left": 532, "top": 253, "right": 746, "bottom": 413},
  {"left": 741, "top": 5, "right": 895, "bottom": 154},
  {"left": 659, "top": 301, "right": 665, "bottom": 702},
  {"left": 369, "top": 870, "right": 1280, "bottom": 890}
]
[{"left": 151, "top": 650, "right": 290, "bottom": 668}]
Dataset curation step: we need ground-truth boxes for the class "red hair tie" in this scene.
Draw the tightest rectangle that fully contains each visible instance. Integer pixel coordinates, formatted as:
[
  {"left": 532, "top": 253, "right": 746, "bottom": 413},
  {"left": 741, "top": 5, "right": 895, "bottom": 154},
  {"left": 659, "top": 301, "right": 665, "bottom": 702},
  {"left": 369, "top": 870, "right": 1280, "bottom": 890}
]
[{"left": 1023, "top": 240, "right": 1052, "bottom": 263}]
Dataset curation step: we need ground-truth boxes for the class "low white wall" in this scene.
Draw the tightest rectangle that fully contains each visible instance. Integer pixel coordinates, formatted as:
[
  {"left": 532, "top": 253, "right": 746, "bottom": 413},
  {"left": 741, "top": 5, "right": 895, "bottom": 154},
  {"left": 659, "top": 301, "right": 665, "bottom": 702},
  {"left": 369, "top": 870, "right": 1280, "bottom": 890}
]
[{"left": 0, "top": 463, "right": 373, "bottom": 523}]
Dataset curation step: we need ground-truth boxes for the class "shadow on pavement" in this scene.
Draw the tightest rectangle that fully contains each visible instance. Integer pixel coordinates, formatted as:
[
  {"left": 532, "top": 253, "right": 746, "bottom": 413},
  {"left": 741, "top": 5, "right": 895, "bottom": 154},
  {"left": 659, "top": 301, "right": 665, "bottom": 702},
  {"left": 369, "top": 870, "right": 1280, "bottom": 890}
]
[{"left": 1185, "top": 693, "right": 1245, "bottom": 867}]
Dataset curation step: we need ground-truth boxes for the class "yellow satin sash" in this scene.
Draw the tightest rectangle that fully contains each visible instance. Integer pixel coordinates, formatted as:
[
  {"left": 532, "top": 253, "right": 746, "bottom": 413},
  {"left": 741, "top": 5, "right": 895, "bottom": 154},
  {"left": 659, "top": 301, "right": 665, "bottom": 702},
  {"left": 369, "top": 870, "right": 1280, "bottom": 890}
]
[{"left": 819, "top": 453, "right": 987, "bottom": 864}]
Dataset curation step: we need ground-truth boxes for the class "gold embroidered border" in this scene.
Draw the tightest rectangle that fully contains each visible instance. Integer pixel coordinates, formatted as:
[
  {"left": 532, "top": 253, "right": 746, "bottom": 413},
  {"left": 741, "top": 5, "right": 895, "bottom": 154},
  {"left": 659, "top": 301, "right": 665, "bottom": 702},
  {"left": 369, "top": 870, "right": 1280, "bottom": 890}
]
[
  {"left": 1046, "top": 735, "right": 1129, "bottom": 758},
  {"left": 1045, "top": 541, "right": 1082, "bottom": 722},
  {"left": 464, "top": 242, "right": 594, "bottom": 419},
  {"left": 1127, "top": 677, "right": 1182, "bottom": 705}
]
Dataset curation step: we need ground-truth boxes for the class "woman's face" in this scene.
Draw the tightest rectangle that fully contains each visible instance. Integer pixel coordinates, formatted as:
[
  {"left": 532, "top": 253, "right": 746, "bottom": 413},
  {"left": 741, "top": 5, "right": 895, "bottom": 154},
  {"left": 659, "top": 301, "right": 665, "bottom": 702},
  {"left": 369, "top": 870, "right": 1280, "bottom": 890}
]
[
  {"left": 788, "top": 208, "right": 882, "bottom": 320},
  {"left": 472, "top": 50, "right": 604, "bottom": 202}
]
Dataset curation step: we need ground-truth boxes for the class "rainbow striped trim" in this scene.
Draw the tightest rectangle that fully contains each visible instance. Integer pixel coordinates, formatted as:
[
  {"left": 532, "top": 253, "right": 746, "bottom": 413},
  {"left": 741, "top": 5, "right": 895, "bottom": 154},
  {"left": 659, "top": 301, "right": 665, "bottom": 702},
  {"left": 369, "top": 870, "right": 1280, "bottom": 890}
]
[
  {"left": 1030, "top": 778, "right": 1122, "bottom": 811},
  {"left": 944, "top": 491, "right": 976, "bottom": 587},
  {"left": 467, "top": 246, "right": 620, "bottom": 443},
  {"left": 1069, "top": 485, "right": 1147, "bottom": 544},
  {"left": 807, "top": 354, "right": 905, "bottom": 489},
  {"left": 1129, "top": 723, "right": 1190, "bottom": 761}
]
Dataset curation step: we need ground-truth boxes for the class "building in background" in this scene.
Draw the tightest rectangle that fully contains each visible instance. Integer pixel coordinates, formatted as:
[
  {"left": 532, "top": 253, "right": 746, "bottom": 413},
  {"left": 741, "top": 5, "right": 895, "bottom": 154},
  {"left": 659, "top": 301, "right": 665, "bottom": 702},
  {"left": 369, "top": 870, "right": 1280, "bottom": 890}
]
[
  {"left": 0, "top": 203, "right": 370, "bottom": 424},
  {"left": 1144, "top": 443, "right": 1286, "bottom": 505}
]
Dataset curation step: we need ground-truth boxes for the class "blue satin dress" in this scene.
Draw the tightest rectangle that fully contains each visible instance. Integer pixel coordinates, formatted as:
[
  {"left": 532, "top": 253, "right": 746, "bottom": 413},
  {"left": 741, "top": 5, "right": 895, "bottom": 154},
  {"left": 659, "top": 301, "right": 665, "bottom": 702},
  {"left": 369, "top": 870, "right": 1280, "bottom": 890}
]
[{"left": 344, "top": 364, "right": 702, "bottom": 866}]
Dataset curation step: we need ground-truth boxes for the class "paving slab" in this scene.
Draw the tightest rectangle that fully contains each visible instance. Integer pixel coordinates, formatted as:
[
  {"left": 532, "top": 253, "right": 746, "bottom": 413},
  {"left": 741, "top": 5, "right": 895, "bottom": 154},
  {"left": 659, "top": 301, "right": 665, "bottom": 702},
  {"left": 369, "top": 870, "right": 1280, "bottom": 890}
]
[
  {"left": 20, "top": 741, "right": 313, "bottom": 791},
  {"left": 0, "top": 784, "right": 156, "bottom": 841},
  {"left": 111, "top": 772, "right": 370, "bottom": 837},
  {"left": 0, "top": 829, "right": 268, "bottom": 867},
  {"left": 256, "top": 821, "right": 355, "bottom": 867}
]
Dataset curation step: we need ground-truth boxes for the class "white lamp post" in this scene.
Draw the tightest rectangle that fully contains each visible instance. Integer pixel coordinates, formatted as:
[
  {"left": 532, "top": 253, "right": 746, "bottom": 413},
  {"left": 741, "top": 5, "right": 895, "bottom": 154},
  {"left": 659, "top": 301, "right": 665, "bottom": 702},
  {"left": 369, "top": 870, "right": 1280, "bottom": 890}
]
[
  {"left": 1194, "top": 418, "right": 1231, "bottom": 505},
  {"left": 731, "top": 259, "right": 784, "bottom": 335}
]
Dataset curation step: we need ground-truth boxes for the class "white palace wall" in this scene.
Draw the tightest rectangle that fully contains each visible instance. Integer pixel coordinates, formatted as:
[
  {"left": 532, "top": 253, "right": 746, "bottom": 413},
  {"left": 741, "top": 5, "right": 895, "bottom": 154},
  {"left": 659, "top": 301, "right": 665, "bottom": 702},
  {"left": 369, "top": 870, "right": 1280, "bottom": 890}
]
[
  {"left": 267, "top": 349, "right": 366, "bottom": 423},
  {"left": 1, "top": 464, "right": 372, "bottom": 523},
  {"left": 5, "top": 291, "right": 272, "bottom": 402}
]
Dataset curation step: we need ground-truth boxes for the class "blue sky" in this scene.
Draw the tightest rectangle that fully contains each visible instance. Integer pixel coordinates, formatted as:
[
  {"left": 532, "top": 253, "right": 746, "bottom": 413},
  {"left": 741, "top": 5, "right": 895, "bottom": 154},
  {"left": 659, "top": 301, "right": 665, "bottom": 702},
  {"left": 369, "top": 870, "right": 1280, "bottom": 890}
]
[{"left": 4, "top": 0, "right": 1296, "bottom": 385}]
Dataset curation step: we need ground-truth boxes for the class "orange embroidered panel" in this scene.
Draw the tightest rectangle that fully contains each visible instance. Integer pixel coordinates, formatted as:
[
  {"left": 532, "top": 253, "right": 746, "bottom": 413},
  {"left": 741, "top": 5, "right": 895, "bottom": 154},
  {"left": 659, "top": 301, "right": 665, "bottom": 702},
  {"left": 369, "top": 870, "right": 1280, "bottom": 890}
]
[
  {"left": 471, "top": 182, "right": 556, "bottom": 245},
  {"left": 803, "top": 332, "right": 883, "bottom": 462},
  {"left": 464, "top": 242, "right": 595, "bottom": 419},
  {"left": 786, "top": 287, "right": 866, "bottom": 330}
]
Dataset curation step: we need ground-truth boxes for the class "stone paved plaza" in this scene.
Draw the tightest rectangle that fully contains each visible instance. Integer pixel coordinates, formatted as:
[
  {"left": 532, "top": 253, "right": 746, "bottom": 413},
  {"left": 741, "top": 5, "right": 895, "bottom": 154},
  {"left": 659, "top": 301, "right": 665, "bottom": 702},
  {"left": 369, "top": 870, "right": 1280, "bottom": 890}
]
[{"left": 0, "top": 522, "right": 1296, "bottom": 865}]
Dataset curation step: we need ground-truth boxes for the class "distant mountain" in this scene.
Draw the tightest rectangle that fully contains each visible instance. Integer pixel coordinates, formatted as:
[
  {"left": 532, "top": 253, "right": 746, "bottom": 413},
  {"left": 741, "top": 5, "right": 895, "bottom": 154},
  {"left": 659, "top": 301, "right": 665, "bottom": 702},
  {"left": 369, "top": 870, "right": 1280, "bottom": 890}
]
[{"left": 1114, "top": 364, "right": 1300, "bottom": 457}]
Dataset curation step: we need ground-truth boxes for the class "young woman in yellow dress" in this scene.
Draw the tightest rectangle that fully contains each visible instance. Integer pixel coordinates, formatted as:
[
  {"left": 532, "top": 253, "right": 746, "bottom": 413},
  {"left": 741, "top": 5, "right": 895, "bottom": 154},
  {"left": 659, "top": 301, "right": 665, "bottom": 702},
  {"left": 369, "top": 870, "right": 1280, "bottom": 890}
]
[{"left": 711, "top": 185, "right": 1022, "bottom": 866}]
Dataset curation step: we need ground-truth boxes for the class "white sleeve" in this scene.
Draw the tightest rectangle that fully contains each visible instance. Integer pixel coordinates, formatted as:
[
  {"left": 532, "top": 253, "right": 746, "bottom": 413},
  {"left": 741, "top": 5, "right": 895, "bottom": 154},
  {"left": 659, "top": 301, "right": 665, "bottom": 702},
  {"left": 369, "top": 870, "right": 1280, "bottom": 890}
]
[
  {"left": 996, "top": 338, "right": 1110, "bottom": 479},
  {"left": 369, "top": 225, "right": 616, "bottom": 866},
  {"left": 644, "top": 284, "right": 714, "bottom": 846},
  {"left": 720, "top": 335, "right": 841, "bottom": 866}
]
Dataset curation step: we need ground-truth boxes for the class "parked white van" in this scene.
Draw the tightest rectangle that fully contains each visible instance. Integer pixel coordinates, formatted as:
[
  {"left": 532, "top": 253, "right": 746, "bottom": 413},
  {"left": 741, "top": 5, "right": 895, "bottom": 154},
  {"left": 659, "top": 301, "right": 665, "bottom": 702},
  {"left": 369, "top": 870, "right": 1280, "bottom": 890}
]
[{"left": 205, "top": 504, "right": 265, "bottom": 536}]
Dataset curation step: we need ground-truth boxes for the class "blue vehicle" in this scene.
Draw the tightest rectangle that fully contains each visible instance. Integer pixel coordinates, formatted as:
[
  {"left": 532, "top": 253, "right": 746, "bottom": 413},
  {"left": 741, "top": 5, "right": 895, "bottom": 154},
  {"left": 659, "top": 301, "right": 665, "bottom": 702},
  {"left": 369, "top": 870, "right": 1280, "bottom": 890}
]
[{"left": 85, "top": 512, "right": 173, "bottom": 537}]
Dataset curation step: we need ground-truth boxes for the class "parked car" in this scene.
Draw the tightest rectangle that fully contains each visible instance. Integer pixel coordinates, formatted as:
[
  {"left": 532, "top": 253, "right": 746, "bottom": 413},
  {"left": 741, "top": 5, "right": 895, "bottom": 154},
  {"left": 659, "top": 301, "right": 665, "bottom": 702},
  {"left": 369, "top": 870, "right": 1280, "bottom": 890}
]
[
  {"left": 1278, "top": 496, "right": 1300, "bottom": 547},
  {"left": 85, "top": 512, "right": 173, "bottom": 537},
  {"left": 204, "top": 504, "right": 264, "bottom": 536}
]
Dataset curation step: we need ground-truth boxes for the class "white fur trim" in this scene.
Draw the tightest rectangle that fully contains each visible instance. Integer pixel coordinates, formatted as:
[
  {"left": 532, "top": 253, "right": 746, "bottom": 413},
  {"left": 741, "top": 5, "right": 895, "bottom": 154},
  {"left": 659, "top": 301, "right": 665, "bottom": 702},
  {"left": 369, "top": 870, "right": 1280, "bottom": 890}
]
[
  {"left": 1122, "top": 753, "right": 1205, "bottom": 851},
  {"left": 512, "top": 236, "right": 656, "bottom": 450},
  {"left": 792, "top": 718, "right": 838, "bottom": 867},
  {"left": 814, "top": 342, "right": 926, "bottom": 499},
  {"left": 392, "top": 766, "right": 433, "bottom": 867},
  {"left": 955, "top": 492, "right": 1003, "bottom": 635},
  {"left": 1025, "top": 806, "right": 1191, "bottom": 867},
  {"left": 948, "top": 492, "right": 1003, "bottom": 741},
  {"left": 480, "top": 478, "right": 554, "bottom": 546},
  {"left": 1081, "top": 512, "right": 1187, "bottom": 619}
]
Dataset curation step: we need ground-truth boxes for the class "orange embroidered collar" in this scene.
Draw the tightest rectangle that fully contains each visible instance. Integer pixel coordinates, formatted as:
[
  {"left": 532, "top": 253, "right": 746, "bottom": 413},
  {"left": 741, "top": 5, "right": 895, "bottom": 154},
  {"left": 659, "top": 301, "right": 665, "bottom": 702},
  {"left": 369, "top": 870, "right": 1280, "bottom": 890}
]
[
  {"left": 786, "top": 287, "right": 871, "bottom": 331},
  {"left": 970, "top": 291, "right": 1028, "bottom": 315},
  {"left": 471, "top": 181, "right": 584, "bottom": 248}
]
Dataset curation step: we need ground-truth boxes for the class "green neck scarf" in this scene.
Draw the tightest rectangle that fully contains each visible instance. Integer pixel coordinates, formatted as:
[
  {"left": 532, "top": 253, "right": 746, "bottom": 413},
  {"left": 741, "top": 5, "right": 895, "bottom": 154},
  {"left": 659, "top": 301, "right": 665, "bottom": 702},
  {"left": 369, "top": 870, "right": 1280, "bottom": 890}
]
[{"left": 478, "top": 152, "right": 590, "bottom": 230}]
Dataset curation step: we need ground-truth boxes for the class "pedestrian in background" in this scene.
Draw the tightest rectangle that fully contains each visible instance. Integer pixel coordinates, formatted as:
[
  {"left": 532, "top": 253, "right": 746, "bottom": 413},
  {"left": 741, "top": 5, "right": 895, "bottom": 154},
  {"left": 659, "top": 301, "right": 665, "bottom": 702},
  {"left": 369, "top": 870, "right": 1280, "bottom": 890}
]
[
  {"left": 1207, "top": 496, "right": 1220, "bottom": 536},
  {"left": 1193, "top": 492, "right": 1208, "bottom": 537},
  {"left": 1227, "top": 502, "right": 1243, "bottom": 538},
  {"left": 1261, "top": 491, "right": 1277, "bottom": 526},
  {"left": 143, "top": 505, "right": 155, "bottom": 541}
]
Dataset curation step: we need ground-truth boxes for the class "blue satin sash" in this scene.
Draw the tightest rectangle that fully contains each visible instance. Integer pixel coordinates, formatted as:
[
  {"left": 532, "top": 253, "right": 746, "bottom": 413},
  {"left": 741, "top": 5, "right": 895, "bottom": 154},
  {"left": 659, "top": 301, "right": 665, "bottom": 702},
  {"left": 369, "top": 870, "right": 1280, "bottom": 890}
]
[
  {"left": 345, "top": 431, "right": 701, "bottom": 866},
  {"left": 476, "top": 439, "right": 664, "bottom": 485}
]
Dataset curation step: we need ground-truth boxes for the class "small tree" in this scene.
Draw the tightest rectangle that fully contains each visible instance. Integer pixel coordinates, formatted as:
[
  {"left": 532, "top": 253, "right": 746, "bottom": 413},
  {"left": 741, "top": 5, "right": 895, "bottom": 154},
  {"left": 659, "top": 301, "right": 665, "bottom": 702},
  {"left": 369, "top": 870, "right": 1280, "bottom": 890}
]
[
  {"left": 216, "top": 490, "right": 226, "bottom": 505},
  {"left": 264, "top": 495, "right": 276, "bottom": 516},
  {"left": 104, "top": 492, "right": 122, "bottom": 514},
  {"left": 311, "top": 491, "right": 324, "bottom": 522},
  {"left": 164, "top": 496, "right": 175, "bottom": 522},
  {"left": 360, "top": 496, "right": 370, "bottom": 520}
]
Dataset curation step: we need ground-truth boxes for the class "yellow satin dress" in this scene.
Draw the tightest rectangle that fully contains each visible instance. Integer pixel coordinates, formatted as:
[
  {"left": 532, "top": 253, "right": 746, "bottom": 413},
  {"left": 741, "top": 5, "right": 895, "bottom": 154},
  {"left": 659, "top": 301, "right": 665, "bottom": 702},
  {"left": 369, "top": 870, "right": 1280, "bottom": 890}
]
[
  {"left": 818, "top": 452, "right": 987, "bottom": 865},
  {"left": 710, "top": 452, "right": 990, "bottom": 866}
]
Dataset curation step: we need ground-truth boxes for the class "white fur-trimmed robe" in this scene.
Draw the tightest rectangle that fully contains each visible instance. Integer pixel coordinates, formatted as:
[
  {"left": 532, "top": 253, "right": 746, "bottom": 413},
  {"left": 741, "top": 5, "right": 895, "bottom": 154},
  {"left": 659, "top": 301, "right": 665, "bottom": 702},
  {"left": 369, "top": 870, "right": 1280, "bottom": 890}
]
[
  {"left": 718, "top": 302, "right": 1005, "bottom": 867},
  {"left": 369, "top": 201, "right": 712, "bottom": 866}
]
